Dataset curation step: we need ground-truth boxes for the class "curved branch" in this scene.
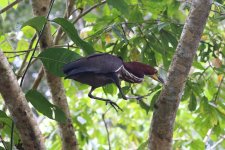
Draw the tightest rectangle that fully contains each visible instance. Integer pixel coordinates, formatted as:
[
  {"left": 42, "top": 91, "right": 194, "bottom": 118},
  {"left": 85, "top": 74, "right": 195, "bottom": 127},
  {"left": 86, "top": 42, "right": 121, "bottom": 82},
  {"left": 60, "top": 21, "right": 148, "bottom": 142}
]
[{"left": 0, "top": 50, "right": 45, "bottom": 149}]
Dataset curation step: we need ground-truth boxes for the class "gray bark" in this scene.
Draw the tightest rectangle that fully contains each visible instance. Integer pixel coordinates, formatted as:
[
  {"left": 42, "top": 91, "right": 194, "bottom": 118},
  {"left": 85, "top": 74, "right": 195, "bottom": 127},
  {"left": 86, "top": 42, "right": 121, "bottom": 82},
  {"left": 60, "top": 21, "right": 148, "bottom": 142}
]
[
  {"left": 148, "top": 0, "right": 212, "bottom": 149},
  {"left": 31, "top": 0, "right": 79, "bottom": 149},
  {"left": 0, "top": 50, "right": 45, "bottom": 150}
]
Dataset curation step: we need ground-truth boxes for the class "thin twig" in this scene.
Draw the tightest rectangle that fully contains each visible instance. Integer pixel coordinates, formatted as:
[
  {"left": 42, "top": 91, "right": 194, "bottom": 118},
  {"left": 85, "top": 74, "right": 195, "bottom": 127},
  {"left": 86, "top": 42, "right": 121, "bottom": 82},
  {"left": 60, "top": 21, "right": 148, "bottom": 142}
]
[
  {"left": 0, "top": 135, "right": 8, "bottom": 150},
  {"left": 214, "top": 75, "right": 224, "bottom": 102},
  {"left": 102, "top": 114, "right": 111, "bottom": 150},
  {"left": 73, "top": 0, "right": 106, "bottom": 24},
  {"left": 32, "top": 67, "right": 44, "bottom": 90},
  {"left": 203, "top": 128, "right": 212, "bottom": 143},
  {"left": 70, "top": 7, "right": 83, "bottom": 18},
  {"left": 3, "top": 43, "right": 76, "bottom": 54},
  {"left": 16, "top": 34, "right": 37, "bottom": 80},
  {"left": 197, "top": 65, "right": 210, "bottom": 80},
  {"left": 19, "top": 0, "right": 55, "bottom": 87},
  {"left": 10, "top": 121, "right": 14, "bottom": 150},
  {"left": 3, "top": 49, "right": 34, "bottom": 54},
  {"left": 7, "top": 53, "right": 27, "bottom": 59},
  {"left": 210, "top": 9, "right": 225, "bottom": 15},
  {"left": 60, "top": 0, "right": 107, "bottom": 39},
  {"left": 210, "top": 135, "right": 225, "bottom": 149},
  {"left": 208, "top": 60, "right": 218, "bottom": 74},
  {"left": 53, "top": 0, "right": 75, "bottom": 44},
  {"left": 0, "top": 0, "right": 22, "bottom": 14}
]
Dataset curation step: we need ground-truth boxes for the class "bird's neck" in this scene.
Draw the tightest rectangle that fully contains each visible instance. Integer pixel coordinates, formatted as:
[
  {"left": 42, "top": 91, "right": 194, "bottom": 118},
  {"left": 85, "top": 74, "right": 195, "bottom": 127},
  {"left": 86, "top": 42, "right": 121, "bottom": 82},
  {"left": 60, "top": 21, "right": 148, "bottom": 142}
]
[{"left": 117, "top": 66, "right": 143, "bottom": 83}]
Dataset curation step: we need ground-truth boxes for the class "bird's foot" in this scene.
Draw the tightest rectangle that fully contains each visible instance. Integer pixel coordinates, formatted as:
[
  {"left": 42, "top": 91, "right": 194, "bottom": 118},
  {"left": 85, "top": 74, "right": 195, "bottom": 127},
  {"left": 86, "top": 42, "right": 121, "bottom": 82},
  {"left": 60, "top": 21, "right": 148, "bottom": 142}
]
[
  {"left": 106, "top": 100, "right": 123, "bottom": 112},
  {"left": 136, "top": 96, "right": 145, "bottom": 101},
  {"left": 125, "top": 95, "right": 146, "bottom": 101}
]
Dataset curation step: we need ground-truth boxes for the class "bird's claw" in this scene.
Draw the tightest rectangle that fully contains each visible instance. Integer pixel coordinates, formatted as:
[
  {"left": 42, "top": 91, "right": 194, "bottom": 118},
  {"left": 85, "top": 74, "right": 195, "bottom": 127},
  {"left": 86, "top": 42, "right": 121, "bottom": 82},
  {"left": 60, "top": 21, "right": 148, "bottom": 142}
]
[{"left": 106, "top": 100, "right": 123, "bottom": 112}]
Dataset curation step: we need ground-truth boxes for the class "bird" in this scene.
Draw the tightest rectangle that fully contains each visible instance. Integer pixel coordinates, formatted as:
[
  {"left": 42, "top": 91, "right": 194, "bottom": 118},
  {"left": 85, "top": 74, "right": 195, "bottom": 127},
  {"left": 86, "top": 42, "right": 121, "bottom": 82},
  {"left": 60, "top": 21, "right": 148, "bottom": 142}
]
[{"left": 63, "top": 53, "right": 164, "bottom": 111}]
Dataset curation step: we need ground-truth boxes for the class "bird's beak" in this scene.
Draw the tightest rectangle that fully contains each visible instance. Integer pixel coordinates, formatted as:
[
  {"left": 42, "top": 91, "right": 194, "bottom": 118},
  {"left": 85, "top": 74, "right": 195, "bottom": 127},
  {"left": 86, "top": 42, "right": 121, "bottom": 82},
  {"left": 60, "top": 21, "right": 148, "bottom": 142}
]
[{"left": 150, "top": 74, "right": 164, "bottom": 84}]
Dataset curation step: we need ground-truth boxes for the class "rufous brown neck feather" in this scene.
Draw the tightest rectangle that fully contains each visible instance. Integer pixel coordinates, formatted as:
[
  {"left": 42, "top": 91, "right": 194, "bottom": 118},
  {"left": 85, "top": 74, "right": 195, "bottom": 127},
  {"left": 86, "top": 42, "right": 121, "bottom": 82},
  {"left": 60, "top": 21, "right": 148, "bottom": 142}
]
[{"left": 123, "top": 62, "right": 157, "bottom": 78}]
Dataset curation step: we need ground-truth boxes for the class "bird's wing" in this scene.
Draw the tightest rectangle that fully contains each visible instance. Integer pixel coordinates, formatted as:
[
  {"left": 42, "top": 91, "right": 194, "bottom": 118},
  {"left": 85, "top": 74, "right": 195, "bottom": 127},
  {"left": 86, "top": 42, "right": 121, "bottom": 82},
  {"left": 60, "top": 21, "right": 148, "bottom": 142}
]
[
  {"left": 63, "top": 53, "right": 123, "bottom": 75},
  {"left": 63, "top": 53, "right": 107, "bottom": 73},
  {"left": 64, "top": 69, "right": 95, "bottom": 79}
]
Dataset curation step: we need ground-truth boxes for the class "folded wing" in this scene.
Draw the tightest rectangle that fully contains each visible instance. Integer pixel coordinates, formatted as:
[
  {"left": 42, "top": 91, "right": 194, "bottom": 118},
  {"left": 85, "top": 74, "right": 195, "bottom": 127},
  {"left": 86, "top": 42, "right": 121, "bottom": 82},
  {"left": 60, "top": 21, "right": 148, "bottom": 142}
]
[{"left": 63, "top": 53, "right": 123, "bottom": 79}]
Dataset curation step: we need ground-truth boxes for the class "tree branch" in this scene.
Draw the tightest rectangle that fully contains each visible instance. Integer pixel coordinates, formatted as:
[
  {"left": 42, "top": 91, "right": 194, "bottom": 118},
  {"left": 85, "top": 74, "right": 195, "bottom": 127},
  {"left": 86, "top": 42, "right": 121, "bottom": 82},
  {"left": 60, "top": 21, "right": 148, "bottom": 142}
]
[
  {"left": 210, "top": 135, "right": 225, "bottom": 149},
  {"left": 16, "top": 34, "right": 37, "bottom": 79},
  {"left": 59, "top": 0, "right": 107, "bottom": 42},
  {"left": 0, "top": 135, "right": 8, "bottom": 150},
  {"left": 214, "top": 75, "right": 224, "bottom": 102},
  {"left": 32, "top": 66, "right": 44, "bottom": 90},
  {"left": 0, "top": 50, "right": 45, "bottom": 149},
  {"left": 102, "top": 114, "right": 111, "bottom": 150},
  {"left": 0, "top": 0, "right": 22, "bottom": 14},
  {"left": 53, "top": 0, "right": 75, "bottom": 44},
  {"left": 73, "top": 0, "right": 106, "bottom": 24},
  {"left": 31, "top": 0, "right": 79, "bottom": 149},
  {"left": 148, "top": 0, "right": 212, "bottom": 149}
]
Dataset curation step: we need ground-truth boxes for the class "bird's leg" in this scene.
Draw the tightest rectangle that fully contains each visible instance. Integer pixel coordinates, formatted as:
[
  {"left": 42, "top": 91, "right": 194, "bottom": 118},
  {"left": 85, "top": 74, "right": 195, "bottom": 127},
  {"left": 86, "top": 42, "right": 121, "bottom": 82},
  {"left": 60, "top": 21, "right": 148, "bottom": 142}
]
[
  {"left": 88, "top": 87, "right": 123, "bottom": 112},
  {"left": 111, "top": 74, "right": 144, "bottom": 101}
]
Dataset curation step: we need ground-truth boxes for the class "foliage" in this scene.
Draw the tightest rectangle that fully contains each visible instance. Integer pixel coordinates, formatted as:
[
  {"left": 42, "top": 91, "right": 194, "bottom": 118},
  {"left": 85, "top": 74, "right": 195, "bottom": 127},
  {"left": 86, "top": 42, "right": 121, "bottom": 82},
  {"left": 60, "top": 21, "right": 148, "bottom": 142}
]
[
  {"left": 38, "top": 48, "right": 81, "bottom": 77},
  {"left": 0, "top": 0, "right": 225, "bottom": 149},
  {"left": 26, "top": 90, "right": 67, "bottom": 123}
]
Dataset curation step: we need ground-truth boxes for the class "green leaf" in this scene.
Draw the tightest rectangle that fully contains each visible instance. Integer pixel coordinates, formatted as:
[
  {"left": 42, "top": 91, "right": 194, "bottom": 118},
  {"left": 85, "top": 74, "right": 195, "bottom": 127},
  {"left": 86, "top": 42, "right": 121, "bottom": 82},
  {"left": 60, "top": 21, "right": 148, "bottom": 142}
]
[
  {"left": 146, "top": 34, "right": 165, "bottom": 55},
  {"left": 157, "top": 22, "right": 170, "bottom": 31},
  {"left": 190, "top": 139, "right": 204, "bottom": 150},
  {"left": 0, "top": 117, "right": 20, "bottom": 144},
  {"left": 0, "top": 142, "right": 12, "bottom": 150},
  {"left": 181, "top": 85, "right": 191, "bottom": 101},
  {"left": 188, "top": 92, "right": 197, "bottom": 111},
  {"left": 159, "top": 30, "right": 178, "bottom": 48},
  {"left": 209, "top": 108, "right": 218, "bottom": 126},
  {"left": 199, "top": 96, "right": 210, "bottom": 114},
  {"left": 0, "top": 110, "right": 8, "bottom": 118},
  {"left": 102, "top": 84, "right": 117, "bottom": 96},
  {"left": 118, "top": 86, "right": 130, "bottom": 98},
  {"left": 191, "top": 83, "right": 203, "bottom": 96},
  {"left": 25, "top": 90, "right": 67, "bottom": 123},
  {"left": 0, "top": 146, "right": 5, "bottom": 150},
  {"left": 141, "top": 1, "right": 166, "bottom": 19},
  {"left": 38, "top": 48, "right": 81, "bottom": 77},
  {"left": 137, "top": 140, "right": 148, "bottom": 150},
  {"left": 192, "top": 61, "right": 205, "bottom": 70},
  {"left": 128, "top": 6, "right": 143, "bottom": 22},
  {"left": 139, "top": 100, "right": 150, "bottom": 114},
  {"left": 52, "top": 18, "right": 95, "bottom": 55},
  {"left": 21, "top": 16, "right": 47, "bottom": 32},
  {"left": 112, "top": 25, "right": 128, "bottom": 43},
  {"left": 107, "top": 0, "right": 129, "bottom": 15},
  {"left": 149, "top": 89, "right": 161, "bottom": 110}
]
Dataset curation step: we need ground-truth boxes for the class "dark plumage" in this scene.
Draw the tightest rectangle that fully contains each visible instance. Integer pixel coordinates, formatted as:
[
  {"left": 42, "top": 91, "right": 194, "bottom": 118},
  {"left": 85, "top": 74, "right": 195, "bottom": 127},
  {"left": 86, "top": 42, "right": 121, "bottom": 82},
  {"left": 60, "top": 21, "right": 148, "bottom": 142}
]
[{"left": 63, "top": 53, "right": 164, "bottom": 111}]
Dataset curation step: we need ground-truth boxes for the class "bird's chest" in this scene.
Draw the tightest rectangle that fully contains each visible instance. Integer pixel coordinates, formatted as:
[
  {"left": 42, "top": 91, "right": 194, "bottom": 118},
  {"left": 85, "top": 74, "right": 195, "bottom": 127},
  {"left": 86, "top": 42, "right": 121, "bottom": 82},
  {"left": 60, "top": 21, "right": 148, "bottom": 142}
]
[{"left": 73, "top": 73, "right": 114, "bottom": 87}]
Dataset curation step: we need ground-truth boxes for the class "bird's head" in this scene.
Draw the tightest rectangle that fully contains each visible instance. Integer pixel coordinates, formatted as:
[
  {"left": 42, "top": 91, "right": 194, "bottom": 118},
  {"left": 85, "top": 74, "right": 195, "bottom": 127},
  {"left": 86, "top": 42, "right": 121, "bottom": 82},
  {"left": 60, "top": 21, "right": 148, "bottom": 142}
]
[
  {"left": 149, "top": 72, "right": 164, "bottom": 84},
  {"left": 123, "top": 62, "right": 164, "bottom": 84},
  {"left": 143, "top": 64, "right": 164, "bottom": 84}
]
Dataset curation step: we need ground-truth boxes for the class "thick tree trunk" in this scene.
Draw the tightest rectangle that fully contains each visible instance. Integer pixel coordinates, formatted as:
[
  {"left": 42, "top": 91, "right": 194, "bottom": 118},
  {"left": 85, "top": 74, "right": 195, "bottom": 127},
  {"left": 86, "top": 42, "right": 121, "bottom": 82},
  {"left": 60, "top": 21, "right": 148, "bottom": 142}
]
[
  {"left": 31, "top": 0, "right": 79, "bottom": 149},
  {"left": 148, "top": 0, "right": 212, "bottom": 149},
  {"left": 0, "top": 50, "right": 45, "bottom": 150}
]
